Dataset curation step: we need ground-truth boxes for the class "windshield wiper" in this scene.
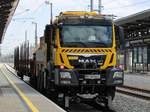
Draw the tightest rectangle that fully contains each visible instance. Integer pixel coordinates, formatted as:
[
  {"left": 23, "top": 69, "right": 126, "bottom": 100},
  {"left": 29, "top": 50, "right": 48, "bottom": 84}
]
[
  {"left": 62, "top": 42, "right": 87, "bottom": 47},
  {"left": 86, "top": 42, "right": 109, "bottom": 47},
  {"left": 72, "top": 42, "right": 87, "bottom": 47}
]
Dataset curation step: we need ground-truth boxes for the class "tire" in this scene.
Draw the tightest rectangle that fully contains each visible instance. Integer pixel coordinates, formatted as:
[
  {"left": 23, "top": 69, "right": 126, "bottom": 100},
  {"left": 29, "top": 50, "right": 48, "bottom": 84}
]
[
  {"left": 37, "top": 69, "right": 48, "bottom": 94},
  {"left": 37, "top": 71, "right": 41, "bottom": 91},
  {"left": 17, "top": 72, "right": 20, "bottom": 77},
  {"left": 105, "top": 95, "right": 113, "bottom": 109},
  {"left": 104, "top": 86, "right": 116, "bottom": 109},
  {"left": 17, "top": 72, "right": 23, "bottom": 80},
  {"left": 37, "top": 76, "right": 39, "bottom": 90},
  {"left": 57, "top": 94, "right": 70, "bottom": 110},
  {"left": 30, "top": 75, "right": 37, "bottom": 89},
  {"left": 47, "top": 61, "right": 54, "bottom": 79},
  {"left": 40, "top": 71, "right": 45, "bottom": 94},
  {"left": 21, "top": 74, "right": 24, "bottom": 80},
  {"left": 43, "top": 69, "right": 48, "bottom": 93},
  {"left": 48, "top": 89, "right": 58, "bottom": 102},
  {"left": 39, "top": 71, "right": 43, "bottom": 92}
]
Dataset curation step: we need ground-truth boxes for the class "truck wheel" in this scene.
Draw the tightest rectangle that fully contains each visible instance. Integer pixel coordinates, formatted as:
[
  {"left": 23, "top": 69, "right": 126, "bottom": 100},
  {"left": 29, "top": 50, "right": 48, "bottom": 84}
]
[
  {"left": 104, "top": 86, "right": 116, "bottom": 109},
  {"left": 39, "top": 71, "right": 44, "bottom": 93},
  {"left": 40, "top": 71, "right": 46, "bottom": 94},
  {"left": 30, "top": 75, "right": 37, "bottom": 89},
  {"left": 37, "top": 76, "right": 39, "bottom": 90},
  {"left": 43, "top": 69, "right": 47, "bottom": 94},
  {"left": 17, "top": 72, "right": 20, "bottom": 77},
  {"left": 37, "top": 72, "right": 41, "bottom": 91},
  {"left": 58, "top": 94, "right": 70, "bottom": 110},
  {"left": 47, "top": 61, "right": 54, "bottom": 79},
  {"left": 105, "top": 95, "right": 113, "bottom": 109},
  {"left": 48, "top": 90, "right": 58, "bottom": 102},
  {"left": 21, "top": 74, "right": 24, "bottom": 80},
  {"left": 17, "top": 72, "right": 23, "bottom": 80},
  {"left": 64, "top": 95, "right": 70, "bottom": 110}
]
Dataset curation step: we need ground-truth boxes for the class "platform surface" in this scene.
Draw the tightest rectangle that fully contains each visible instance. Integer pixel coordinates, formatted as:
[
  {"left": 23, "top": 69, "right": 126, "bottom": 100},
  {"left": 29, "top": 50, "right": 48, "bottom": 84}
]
[
  {"left": 124, "top": 73, "right": 150, "bottom": 91},
  {"left": 0, "top": 64, "right": 66, "bottom": 112}
]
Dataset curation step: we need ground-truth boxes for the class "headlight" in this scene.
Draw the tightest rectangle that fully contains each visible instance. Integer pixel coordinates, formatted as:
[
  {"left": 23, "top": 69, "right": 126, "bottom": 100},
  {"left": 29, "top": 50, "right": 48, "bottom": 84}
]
[
  {"left": 113, "top": 72, "right": 123, "bottom": 79},
  {"left": 60, "top": 80, "right": 71, "bottom": 84},
  {"left": 60, "top": 72, "right": 71, "bottom": 79}
]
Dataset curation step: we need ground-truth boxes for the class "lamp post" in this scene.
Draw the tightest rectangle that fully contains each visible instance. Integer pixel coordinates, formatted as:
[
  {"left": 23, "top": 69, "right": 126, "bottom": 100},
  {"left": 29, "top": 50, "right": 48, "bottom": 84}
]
[
  {"left": 32, "top": 22, "right": 38, "bottom": 47},
  {"left": 90, "top": 0, "right": 94, "bottom": 12},
  {"left": 98, "top": 0, "right": 102, "bottom": 14},
  {"left": 45, "top": 1, "right": 53, "bottom": 24}
]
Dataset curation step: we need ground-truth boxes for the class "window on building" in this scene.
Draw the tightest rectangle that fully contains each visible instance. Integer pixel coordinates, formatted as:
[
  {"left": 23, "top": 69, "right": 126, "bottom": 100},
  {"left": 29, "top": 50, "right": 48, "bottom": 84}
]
[
  {"left": 143, "top": 47, "right": 147, "bottom": 63},
  {"left": 133, "top": 48, "right": 137, "bottom": 63},
  {"left": 138, "top": 47, "right": 142, "bottom": 63}
]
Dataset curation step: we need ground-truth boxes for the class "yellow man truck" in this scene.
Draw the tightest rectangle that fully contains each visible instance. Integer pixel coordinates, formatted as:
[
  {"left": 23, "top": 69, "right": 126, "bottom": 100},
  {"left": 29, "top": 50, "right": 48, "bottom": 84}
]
[{"left": 15, "top": 11, "right": 124, "bottom": 109}]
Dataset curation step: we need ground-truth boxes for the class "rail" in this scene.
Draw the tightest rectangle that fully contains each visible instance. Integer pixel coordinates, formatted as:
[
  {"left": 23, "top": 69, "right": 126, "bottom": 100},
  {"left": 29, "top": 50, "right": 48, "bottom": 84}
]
[{"left": 117, "top": 85, "right": 150, "bottom": 101}]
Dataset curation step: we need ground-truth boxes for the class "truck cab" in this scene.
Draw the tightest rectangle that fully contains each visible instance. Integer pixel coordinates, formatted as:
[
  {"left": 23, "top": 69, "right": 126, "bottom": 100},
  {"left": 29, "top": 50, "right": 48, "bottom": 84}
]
[{"left": 43, "top": 11, "right": 124, "bottom": 109}]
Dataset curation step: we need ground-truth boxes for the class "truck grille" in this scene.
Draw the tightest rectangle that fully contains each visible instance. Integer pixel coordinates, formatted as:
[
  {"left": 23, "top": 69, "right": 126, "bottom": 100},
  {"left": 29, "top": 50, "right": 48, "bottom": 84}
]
[{"left": 68, "top": 54, "right": 106, "bottom": 69}]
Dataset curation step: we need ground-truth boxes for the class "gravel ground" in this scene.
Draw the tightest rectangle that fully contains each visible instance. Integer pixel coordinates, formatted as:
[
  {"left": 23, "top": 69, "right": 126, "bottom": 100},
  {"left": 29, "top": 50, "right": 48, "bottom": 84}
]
[
  {"left": 113, "top": 93, "right": 150, "bottom": 112},
  {"left": 70, "top": 93, "right": 150, "bottom": 112}
]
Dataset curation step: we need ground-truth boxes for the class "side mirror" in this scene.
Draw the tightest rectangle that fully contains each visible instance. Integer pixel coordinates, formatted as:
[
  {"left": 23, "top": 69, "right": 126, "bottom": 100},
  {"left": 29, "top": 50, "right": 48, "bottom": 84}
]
[
  {"left": 118, "top": 26, "right": 125, "bottom": 50},
  {"left": 115, "top": 25, "right": 125, "bottom": 50}
]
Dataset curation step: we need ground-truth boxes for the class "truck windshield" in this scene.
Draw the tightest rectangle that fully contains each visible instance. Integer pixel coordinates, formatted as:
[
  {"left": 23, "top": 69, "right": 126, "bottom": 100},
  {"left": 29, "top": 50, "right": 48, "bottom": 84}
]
[{"left": 60, "top": 25, "right": 112, "bottom": 48}]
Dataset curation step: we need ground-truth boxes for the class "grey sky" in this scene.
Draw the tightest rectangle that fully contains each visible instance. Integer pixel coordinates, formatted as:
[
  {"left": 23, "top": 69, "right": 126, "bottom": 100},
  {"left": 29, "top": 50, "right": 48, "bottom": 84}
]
[{"left": 1, "top": 0, "right": 150, "bottom": 55}]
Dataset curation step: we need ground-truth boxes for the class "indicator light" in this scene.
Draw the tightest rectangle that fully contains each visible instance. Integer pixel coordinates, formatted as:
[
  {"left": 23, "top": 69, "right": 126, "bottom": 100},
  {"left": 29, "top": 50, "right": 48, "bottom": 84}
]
[{"left": 60, "top": 65, "right": 64, "bottom": 69}]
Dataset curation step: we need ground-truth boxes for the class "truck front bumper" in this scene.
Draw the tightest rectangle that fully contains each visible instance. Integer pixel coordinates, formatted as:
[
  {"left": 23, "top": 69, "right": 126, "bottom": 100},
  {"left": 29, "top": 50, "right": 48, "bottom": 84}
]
[{"left": 54, "top": 68, "right": 124, "bottom": 86}]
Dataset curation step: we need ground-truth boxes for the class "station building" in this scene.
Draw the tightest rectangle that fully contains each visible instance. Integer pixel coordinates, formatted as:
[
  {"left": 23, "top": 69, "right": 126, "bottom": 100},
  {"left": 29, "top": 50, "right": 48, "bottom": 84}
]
[{"left": 115, "top": 9, "right": 150, "bottom": 73}]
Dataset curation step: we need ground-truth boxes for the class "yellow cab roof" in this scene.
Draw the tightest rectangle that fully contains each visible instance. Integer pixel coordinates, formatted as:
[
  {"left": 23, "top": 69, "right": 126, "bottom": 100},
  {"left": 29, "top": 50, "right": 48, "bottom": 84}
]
[
  {"left": 54, "top": 11, "right": 112, "bottom": 24},
  {"left": 61, "top": 11, "right": 98, "bottom": 16}
]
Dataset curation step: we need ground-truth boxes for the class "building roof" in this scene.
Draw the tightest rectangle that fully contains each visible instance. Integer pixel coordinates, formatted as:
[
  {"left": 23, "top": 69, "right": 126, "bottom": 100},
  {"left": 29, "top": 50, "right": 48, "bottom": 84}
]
[
  {"left": 115, "top": 8, "right": 150, "bottom": 47},
  {"left": 115, "top": 8, "right": 150, "bottom": 26},
  {"left": 0, "top": 0, "right": 19, "bottom": 43}
]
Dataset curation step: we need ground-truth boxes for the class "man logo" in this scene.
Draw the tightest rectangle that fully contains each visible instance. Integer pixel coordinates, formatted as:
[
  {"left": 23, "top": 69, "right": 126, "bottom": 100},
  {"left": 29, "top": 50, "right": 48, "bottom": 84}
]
[{"left": 78, "top": 59, "right": 96, "bottom": 63}]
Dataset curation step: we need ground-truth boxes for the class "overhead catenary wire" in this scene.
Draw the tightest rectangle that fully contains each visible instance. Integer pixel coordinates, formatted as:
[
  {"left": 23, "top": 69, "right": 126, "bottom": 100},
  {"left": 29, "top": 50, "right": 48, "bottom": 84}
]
[
  {"left": 14, "top": 9, "right": 30, "bottom": 16},
  {"left": 12, "top": 18, "right": 34, "bottom": 21},
  {"left": 105, "top": 0, "right": 150, "bottom": 10},
  {"left": 32, "top": 2, "right": 45, "bottom": 14}
]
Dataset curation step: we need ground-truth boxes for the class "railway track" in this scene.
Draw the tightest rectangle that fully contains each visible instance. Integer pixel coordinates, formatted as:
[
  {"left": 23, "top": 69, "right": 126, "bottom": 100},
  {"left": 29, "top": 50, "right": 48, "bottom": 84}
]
[
  {"left": 117, "top": 85, "right": 150, "bottom": 101},
  {"left": 6, "top": 64, "right": 150, "bottom": 102}
]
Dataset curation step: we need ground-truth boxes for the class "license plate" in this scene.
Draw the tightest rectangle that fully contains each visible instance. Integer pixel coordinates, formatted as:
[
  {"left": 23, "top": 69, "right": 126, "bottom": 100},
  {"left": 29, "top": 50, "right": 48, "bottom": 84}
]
[{"left": 85, "top": 75, "right": 100, "bottom": 79}]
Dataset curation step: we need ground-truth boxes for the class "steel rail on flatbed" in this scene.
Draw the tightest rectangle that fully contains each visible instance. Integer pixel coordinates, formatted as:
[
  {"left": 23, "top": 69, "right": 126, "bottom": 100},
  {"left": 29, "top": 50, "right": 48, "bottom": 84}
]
[{"left": 117, "top": 85, "right": 150, "bottom": 101}]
